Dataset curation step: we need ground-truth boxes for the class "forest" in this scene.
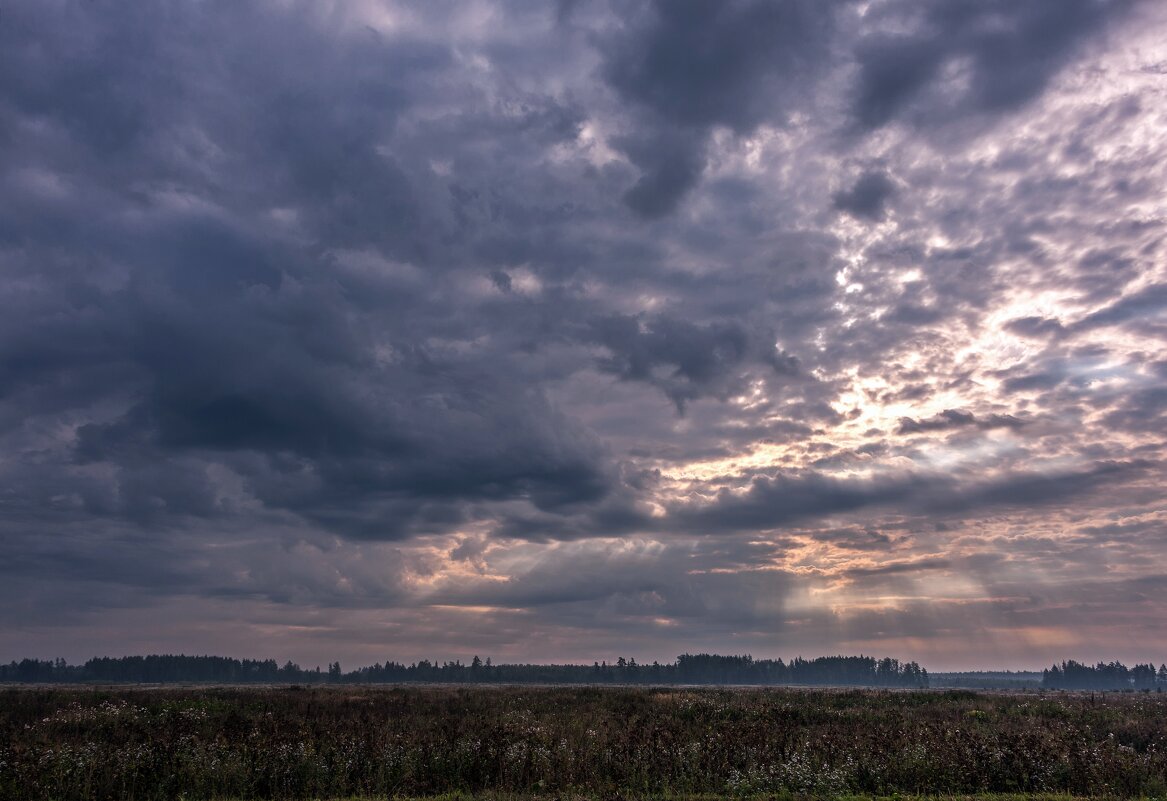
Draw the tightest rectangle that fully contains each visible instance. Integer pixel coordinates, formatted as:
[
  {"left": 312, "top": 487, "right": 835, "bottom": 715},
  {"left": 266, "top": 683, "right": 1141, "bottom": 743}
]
[
  {"left": 0, "top": 652, "right": 927, "bottom": 687},
  {"left": 1042, "top": 660, "right": 1167, "bottom": 690},
  {"left": 9, "top": 653, "right": 1167, "bottom": 690}
]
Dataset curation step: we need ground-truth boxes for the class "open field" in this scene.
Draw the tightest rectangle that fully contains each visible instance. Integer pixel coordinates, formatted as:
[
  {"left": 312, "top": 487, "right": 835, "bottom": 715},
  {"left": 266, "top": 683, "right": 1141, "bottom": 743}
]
[{"left": 2, "top": 685, "right": 1166, "bottom": 800}]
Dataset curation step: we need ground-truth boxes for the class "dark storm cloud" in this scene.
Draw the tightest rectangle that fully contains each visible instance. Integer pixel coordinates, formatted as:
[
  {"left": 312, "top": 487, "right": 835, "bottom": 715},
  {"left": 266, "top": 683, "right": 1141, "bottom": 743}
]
[
  {"left": 1000, "top": 370, "right": 1067, "bottom": 394},
  {"left": 588, "top": 313, "right": 797, "bottom": 411},
  {"left": 1003, "top": 285, "right": 1167, "bottom": 342},
  {"left": 0, "top": 0, "right": 618, "bottom": 546},
  {"left": 600, "top": 0, "right": 842, "bottom": 216},
  {"left": 1075, "top": 283, "right": 1167, "bottom": 332},
  {"left": 614, "top": 128, "right": 709, "bottom": 219},
  {"left": 851, "top": 0, "right": 1141, "bottom": 131},
  {"left": 1100, "top": 387, "right": 1167, "bottom": 434},
  {"left": 73, "top": 330, "right": 615, "bottom": 538},
  {"left": 432, "top": 541, "right": 797, "bottom": 632},
  {"left": 604, "top": 0, "right": 839, "bottom": 131},
  {"left": 0, "top": 2, "right": 446, "bottom": 248},
  {"left": 896, "top": 409, "right": 1025, "bottom": 435},
  {"left": 2, "top": 0, "right": 1166, "bottom": 667},
  {"left": 843, "top": 557, "right": 951, "bottom": 578},
  {"left": 833, "top": 171, "right": 896, "bottom": 221},
  {"left": 1005, "top": 316, "right": 1068, "bottom": 340},
  {"left": 806, "top": 527, "right": 893, "bottom": 551},
  {"left": 670, "top": 461, "right": 1147, "bottom": 535}
]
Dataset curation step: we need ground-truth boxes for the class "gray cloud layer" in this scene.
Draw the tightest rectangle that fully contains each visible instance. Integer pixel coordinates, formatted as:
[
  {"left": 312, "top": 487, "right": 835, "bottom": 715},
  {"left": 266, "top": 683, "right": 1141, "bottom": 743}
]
[{"left": 2, "top": 0, "right": 1165, "bottom": 669}]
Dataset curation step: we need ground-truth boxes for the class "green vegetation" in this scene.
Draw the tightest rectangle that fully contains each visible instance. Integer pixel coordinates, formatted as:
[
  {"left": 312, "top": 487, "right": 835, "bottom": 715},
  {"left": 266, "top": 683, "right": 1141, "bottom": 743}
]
[{"left": 2, "top": 686, "right": 1166, "bottom": 800}]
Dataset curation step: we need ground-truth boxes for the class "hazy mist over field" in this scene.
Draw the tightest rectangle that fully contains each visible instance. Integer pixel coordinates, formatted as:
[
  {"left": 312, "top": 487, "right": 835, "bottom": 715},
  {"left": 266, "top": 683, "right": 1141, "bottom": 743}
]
[{"left": 2, "top": 0, "right": 1167, "bottom": 671}]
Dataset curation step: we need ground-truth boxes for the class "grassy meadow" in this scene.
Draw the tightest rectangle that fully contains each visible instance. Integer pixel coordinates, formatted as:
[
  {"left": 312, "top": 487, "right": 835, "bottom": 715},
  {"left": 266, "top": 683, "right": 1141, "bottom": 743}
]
[{"left": 2, "top": 685, "right": 1166, "bottom": 800}]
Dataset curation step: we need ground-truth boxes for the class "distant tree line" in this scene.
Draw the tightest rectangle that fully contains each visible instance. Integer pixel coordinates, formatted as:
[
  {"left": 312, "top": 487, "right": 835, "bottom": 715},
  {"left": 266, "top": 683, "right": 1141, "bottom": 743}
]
[
  {"left": 0, "top": 653, "right": 928, "bottom": 687},
  {"left": 1042, "top": 660, "right": 1167, "bottom": 690},
  {"left": 0, "top": 656, "right": 311, "bottom": 685},
  {"left": 351, "top": 654, "right": 927, "bottom": 686}
]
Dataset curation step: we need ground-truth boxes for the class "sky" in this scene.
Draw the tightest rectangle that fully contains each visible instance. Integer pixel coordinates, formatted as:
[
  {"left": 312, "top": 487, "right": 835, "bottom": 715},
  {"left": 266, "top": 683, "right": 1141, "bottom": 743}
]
[{"left": 2, "top": 0, "right": 1166, "bottom": 672}]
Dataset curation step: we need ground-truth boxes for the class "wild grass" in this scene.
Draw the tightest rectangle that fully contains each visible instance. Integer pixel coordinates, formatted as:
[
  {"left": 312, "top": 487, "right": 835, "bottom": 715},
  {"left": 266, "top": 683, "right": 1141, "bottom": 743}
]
[{"left": 2, "top": 686, "right": 1165, "bottom": 800}]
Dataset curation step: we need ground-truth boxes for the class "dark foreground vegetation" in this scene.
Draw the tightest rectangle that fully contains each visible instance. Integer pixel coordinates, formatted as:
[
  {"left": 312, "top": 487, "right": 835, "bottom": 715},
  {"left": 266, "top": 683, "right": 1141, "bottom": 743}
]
[
  {"left": 0, "top": 652, "right": 929, "bottom": 687},
  {"left": 3, "top": 685, "right": 1167, "bottom": 800}
]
